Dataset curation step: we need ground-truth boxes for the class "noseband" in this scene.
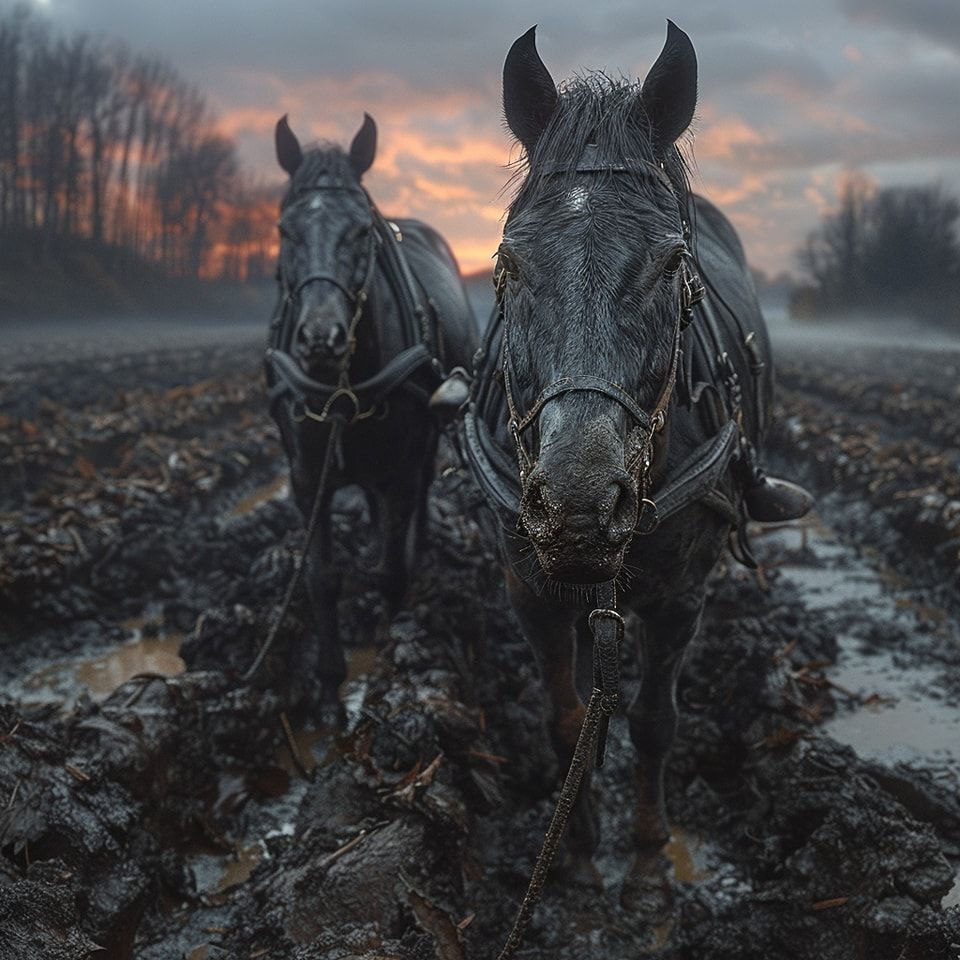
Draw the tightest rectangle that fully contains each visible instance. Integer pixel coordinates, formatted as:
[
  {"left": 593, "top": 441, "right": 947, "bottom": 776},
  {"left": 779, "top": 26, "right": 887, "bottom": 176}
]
[{"left": 494, "top": 151, "right": 705, "bottom": 534}]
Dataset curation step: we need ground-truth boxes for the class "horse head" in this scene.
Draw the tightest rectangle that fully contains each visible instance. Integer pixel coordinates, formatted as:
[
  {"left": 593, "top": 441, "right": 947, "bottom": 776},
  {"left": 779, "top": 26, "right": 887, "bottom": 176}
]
[
  {"left": 499, "top": 22, "right": 699, "bottom": 584},
  {"left": 274, "top": 113, "right": 378, "bottom": 379}
]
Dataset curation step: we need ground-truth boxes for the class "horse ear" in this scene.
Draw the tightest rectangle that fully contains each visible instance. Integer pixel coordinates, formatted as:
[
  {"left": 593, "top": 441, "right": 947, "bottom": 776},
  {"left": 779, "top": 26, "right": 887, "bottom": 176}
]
[
  {"left": 640, "top": 20, "right": 697, "bottom": 148},
  {"left": 275, "top": 114, "right": 303, "bottom": 176},
  {"left": 349, "top": 113, "right": 377, "bottom": 178},
  {"left": 503, "top": 25, "right": 558, "bottom": 154}
]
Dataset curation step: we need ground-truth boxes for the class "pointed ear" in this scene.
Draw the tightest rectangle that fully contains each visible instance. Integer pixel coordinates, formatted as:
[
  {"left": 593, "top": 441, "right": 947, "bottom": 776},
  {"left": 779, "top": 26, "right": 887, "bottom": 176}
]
[
  {"left": 640, "top": 20, "right": 698, "bottom": 149},
  {"left": 275, "top": 114, "right": 303, "bottom": 176},
  {"left": 349, "top": 113, "right": 377, "bottom": 178},
  {"left": 503, "top": 25, "right": 558, "bottom": 154}
]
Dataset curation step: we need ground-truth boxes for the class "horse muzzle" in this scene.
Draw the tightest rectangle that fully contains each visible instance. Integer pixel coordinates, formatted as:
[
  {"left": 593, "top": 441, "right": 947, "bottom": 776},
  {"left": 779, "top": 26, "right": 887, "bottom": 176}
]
[
  {"left": 294, "top": 317, "right": 350, "bottom": 371},
  {"left": 519, "top": 467, "right": 639, "bottom": 584}
]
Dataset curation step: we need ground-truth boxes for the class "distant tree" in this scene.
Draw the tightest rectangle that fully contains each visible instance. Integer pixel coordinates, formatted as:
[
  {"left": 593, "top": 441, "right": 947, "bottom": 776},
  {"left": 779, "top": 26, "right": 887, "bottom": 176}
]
[
  {"left": 0, "top": 4, "right": 265, "bottom": 283},
  {"left": 793, "top": 176, "right": 960, "bottom": 327}
]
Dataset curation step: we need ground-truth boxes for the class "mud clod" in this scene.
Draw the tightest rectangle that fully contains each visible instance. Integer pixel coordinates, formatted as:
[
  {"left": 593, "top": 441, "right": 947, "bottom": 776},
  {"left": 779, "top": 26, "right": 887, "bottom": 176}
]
[{"left": 3, "top": 334, "right": 960, "bottom": 959}]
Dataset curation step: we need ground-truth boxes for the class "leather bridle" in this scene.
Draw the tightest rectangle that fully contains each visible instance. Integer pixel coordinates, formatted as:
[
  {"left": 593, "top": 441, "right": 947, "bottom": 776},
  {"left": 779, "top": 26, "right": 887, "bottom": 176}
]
[
  {"left": 277, "top": 186, "right": 381, "bottom": 379},
  {"left": 493, "top": 153, "right": 704, "bottom": 534}
]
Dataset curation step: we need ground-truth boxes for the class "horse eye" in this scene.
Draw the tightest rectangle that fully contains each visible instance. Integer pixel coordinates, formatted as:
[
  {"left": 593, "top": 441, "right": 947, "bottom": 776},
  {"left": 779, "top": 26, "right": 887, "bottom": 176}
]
[
  {"left": 346, "top": 224, "right": 369, "bottom": 244},
  {"left": 664, "top": 249, "right": 685, "bottom": 277}
]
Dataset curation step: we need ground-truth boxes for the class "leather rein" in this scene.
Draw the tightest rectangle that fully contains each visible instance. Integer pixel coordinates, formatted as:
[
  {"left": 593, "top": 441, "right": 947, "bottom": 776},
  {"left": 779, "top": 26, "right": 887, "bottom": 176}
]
[{"left": 493, "top": 153, "right": 705, "bottom": 535}]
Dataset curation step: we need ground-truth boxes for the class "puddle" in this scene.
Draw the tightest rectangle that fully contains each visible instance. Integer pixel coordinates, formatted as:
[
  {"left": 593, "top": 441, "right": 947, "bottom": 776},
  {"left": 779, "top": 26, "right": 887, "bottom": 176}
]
[
  {"left": 275, "top": 645, "right": 380, "bottom": 776},
  {"left": 276, "top": 726, "right": 325, "bottom": 778},
  {"left": 345, "top": 645, "right": 378, "bottom": 681},
  {"left": 664, "top": 827, "right": 712, "bottom": 884},
  {"left": 756, "top": 517, "right": 960, "bottom": 767},
  {"left": 943, "top": 873, "right": 960, "bottom": 910},
  {"left": 16, "top": 615, "right": 184, "bottom": 706},
  {"left": 75, "top": 634, "right": 184, "bottom": 697},
  {"left": 826, "top": 651, "right": 960, "bottom": 763},
  {"left": 231, "top": 475, "right": 288, "bottom": 517},
  {"left": 341, "top": 644, "right": 379, "bottom": 727},
  {"left": 187, "top": 770, "right": 301, "bottom": 906}
]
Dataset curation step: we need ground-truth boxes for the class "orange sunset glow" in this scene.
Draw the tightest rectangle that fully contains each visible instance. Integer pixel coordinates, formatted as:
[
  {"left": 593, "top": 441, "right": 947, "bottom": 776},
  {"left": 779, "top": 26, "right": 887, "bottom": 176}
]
[{"left": 23, "top": 1, "right": 960, "bottom": 281}]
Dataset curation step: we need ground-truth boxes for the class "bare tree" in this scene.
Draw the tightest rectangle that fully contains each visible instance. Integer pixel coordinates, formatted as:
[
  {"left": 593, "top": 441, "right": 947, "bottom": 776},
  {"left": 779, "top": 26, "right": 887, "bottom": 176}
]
[
  {"left": 0, "top": 5, "right": 266, "bottom": 286},
  {"left": 795, "top": 177, "right": 960, "bottom": 327}
]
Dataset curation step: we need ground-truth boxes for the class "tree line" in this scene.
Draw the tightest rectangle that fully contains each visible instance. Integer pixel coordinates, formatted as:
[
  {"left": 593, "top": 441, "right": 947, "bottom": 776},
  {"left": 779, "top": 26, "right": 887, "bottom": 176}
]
[
  {"left": 0, "top": 5, "right": 273, "bottom": 284},
  {"left": 792, "top": 175, "right": 960, "bottom": 327}
]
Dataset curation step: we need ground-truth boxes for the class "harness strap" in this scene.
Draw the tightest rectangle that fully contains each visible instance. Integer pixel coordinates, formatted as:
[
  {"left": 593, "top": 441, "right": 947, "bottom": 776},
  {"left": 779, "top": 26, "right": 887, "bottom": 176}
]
[
  {"left": 266, "top": 344, "right": 433, "bottom": 421},
  {"left": 648, "top": 420, "right": 739, "bottom": 527},
  {"left": 537, "top": 146, "right": 675, "bottom": 191},
  {"left": 370, "top": 208, "right": 435, "bottom": 362},
  {"left": 501, "top": 304, "right": 682, "bottom": 484},
  {"left": 292, "top": 272, "right": 358, "bottom": 303},
  {"left": 515, "top": 375, "right": 657, "bottom": 435},
  {"left": 496, "top": 578, "right": 623, "bottom": 960},
  {"left": 463, "top": 409, "right": 524, "bottom": 519},
  {"left": 462, "top": 407, "right": 740, "bottom": 530}
]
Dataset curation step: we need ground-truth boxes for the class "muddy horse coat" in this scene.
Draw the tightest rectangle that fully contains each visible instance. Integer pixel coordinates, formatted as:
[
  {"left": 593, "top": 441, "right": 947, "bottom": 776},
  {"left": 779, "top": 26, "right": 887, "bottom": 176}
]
[{"left": 462, "top": 23, "right": 810, "bottom": 910}]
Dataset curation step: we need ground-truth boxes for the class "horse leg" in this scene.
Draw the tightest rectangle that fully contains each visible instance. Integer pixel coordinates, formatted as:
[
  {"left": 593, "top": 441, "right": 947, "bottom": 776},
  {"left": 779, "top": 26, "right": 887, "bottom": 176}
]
[
  {"left": 621, "top": 595, "right": 703, "bottom": 912},
  {"left": 410, "top": 432, "right": 437, "bottom": 565},
  {"left": 506, "top": 568, "right": 601, "bottom": 889},
  {"left": 296, "top": 486, "right": 345, "bottom": 727},
  {"left": 373, "top": 484, "right": 418, "bottom": 617}
]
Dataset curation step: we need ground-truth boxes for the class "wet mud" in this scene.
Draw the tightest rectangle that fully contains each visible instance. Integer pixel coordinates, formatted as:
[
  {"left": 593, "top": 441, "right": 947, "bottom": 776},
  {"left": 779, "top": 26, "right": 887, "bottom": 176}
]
[{"left": 1, "top": 335, "right": 959, "bottom": 958}]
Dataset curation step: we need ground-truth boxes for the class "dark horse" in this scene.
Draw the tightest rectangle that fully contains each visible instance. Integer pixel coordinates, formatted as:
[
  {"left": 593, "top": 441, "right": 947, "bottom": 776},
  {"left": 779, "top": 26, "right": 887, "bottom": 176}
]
[
  {"left": 266, "top": 114, "right": 477, "bottom": 720},
  {"left": 463, "top": 23, "right": 810, "bottom": 906}
]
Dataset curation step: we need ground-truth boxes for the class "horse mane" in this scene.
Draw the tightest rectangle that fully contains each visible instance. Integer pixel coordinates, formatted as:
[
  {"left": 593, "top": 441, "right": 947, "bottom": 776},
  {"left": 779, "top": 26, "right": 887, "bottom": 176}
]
[
  {"left": 282, "top": 144, "right": 359, "bottom": 206},
  {"left": 506, "top": 72, "right": 692, "bottom": 225}
]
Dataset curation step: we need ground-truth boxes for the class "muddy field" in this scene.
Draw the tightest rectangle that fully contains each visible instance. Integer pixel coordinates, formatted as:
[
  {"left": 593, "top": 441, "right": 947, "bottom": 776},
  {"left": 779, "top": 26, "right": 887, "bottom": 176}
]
[{"left": 1, "top": 322, "right": 959, "bottom": 959}]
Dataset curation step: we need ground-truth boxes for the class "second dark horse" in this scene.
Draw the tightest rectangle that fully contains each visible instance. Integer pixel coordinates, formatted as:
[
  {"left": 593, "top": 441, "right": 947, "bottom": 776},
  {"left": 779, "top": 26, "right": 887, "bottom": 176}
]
[{"left": 266, "top": 114, "right": 477, "bottom": 721}]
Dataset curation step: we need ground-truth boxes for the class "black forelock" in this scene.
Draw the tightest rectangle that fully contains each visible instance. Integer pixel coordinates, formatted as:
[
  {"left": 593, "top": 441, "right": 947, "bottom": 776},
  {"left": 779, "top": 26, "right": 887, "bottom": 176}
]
[
  {"left": 281, "top": 143, "right": 361, "bottom": 208},
  {"left": 506, "top": 72, "right": 692, "bottom": 225}
]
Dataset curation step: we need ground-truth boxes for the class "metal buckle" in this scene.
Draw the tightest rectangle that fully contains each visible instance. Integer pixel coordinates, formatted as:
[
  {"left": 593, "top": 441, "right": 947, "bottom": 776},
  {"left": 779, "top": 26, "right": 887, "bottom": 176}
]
[{"left": 636, "top": 497, "right": 660, "bottom": 535}]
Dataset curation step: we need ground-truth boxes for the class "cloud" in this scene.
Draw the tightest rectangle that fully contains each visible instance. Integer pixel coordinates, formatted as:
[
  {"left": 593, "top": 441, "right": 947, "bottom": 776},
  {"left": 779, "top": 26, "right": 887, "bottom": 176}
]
[
  {"left": 701, "top": 38, "right": 834, "bottom": 99},
  {"left": 22, "top": 0, "right": 960, "bottom": 275},
  {"left": 841, "top": 0, "right": 960, "bottom": 54}
]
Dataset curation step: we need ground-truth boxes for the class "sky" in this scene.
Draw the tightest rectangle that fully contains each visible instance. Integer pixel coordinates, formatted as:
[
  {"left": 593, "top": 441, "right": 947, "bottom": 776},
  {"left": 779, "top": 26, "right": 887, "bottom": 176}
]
[{"left": 23, "top": 0, "right": 960, "bottom": 276}]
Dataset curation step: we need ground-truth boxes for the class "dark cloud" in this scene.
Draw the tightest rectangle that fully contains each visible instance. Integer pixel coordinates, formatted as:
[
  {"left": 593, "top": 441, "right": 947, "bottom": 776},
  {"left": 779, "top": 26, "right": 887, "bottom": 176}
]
[
  {"left": 841, "top": 0, "right": 960, "bottom": 53},
  {"left": 701, "top": 37, "right": 834, "bottom": 96}
]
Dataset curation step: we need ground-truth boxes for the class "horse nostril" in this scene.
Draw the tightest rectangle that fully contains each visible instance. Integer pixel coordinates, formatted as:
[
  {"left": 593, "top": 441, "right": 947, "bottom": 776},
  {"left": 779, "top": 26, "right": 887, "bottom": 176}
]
[
  {"left": 605, "top": 477, "right": 638, "bottom": 545},
  {"left": 524, "top": 479, "right": 545, "bottom": 518},
  {"left": 327, "top": 325, "right": 348, "bottom": 355}
]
